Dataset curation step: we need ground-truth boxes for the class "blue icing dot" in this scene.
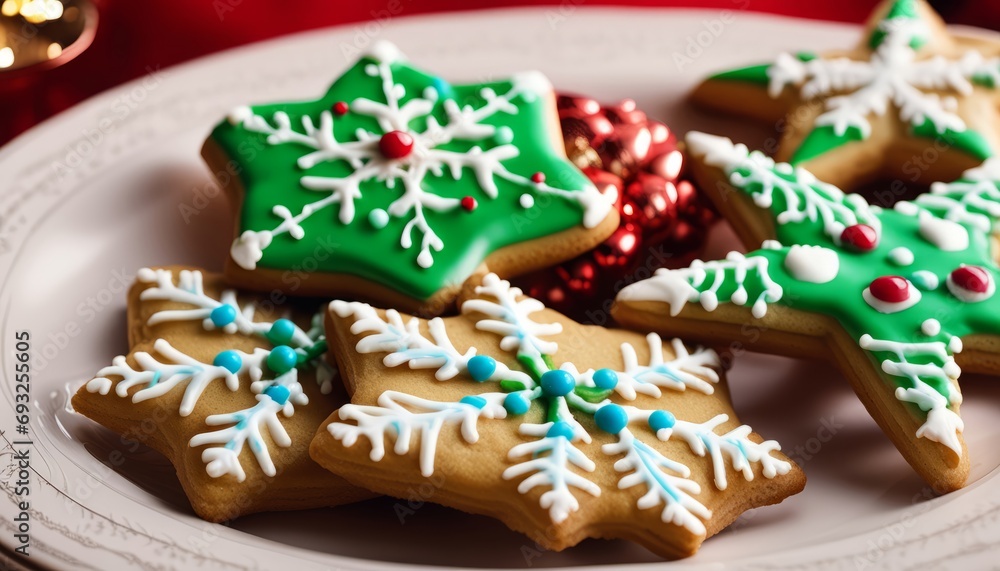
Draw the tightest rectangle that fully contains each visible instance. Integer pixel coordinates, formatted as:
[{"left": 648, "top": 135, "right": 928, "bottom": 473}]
[
  {"left": 494, "top": 126, "right": 514, "bottom": 145},
  {"left": 213, "top": 350, "right": 242, "bottom": 374},
  {"left": 460, "top": 395, "right": 487, "bottom": 409},
  {"left": 432, "top": 77, "right": 452, "bottom": 98},
  {"left": 546, "top": 421, "right": 575, "bottom": 440},
  {"left": 504, "top": 392, "right": 531, "bottom": 416},
  {"left": 540, "top": 369, "right": 576, "bottom": 397},
  {"left": 910, "top": 270, "right": 940, "bottom": 291},
  {"left": 267, "top": 345, "right": 298, "bottom": 374},
  {"left": 369, "top": 208, "right": 389, "bottom": 229},
  {"left": 592, "top": 368, "right": 618, "bottom": 390},
  {"left": 595, "top": 404, "right": 629, "bottom": 434},
  {"left": 648, "top": 410, "right": 676, "bottom": 432},
  {"left": 467, "top": 355, "right": 497, "bottom": 382},
  {"left": 267, "top": 318, "right": 296, "bottom": 345},
  {"left": 264, "top": 384, "right": 291, "bottom": 405},
  {"left": 210, "top": 304, "right": 237, "bottom": 327}
]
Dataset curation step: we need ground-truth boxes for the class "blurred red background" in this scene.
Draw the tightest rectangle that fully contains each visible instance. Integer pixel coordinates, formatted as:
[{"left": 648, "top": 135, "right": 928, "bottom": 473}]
[{"left": 2, "top": 0, "right": 999, "bottom": 146}]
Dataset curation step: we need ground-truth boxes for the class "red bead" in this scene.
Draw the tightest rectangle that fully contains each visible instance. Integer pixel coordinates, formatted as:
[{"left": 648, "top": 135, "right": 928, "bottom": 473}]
[
  {"left": 333, "top": 101, "right": 349, "bottom": 116},
  {"left": 460, "top": 196, "right": 477, "bottom": 211},
  {"left": 840, "top": 224, "right": 878, "bottom": 251},
  {"left": 869, "top": 276, "right": 910, "bottom": 303},
  {"left": 950, "top": 266, "right": 990, "bottom": 293},
  {"left": 531, "top": 172, "right": 545, "bottom": 184},
  {"left": 378, "top": 131, "right": 414, "bottom": 159}
]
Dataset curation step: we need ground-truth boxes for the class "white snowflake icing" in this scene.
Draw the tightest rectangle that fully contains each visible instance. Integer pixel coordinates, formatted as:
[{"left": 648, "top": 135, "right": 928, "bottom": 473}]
[
  {"left": 604, "top": 428, "right": 710, "bottom": 535},
  {"left": 895, "top": 157, "right": 1000, "bottom": 235},
  {"left": 687, "top": 131, "right": 881, "bottom": 243},
  {"left": 327, "top": 273, "right": 790, "bottom": 534},
  {"left": 767, "top": 15, "right": 1000, "bottom": 141},
  {"left": 860, "top": 334, "right": 964, "bottom": 456},
  {"left": 574, "top": 333, "right": 720, "bottom": 399},
  {"left": 618, "top": 252, "right": 784, "bottom": 319},
  {"left": 228, "top": 41, "right": 611, "bottom": 271},
  {"left": 86, "top": 268, "right": 328, "bottom": 481},
  {"left": 618, "top": 132, "right": 982, "bottom": 457}
]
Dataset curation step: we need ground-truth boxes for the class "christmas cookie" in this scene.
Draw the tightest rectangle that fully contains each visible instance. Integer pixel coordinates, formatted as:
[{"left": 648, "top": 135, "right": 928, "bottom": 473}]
[
  {"left": 204, "top": 41, "right": 617, "bottom": 315},
  {"left": 515, "top": 94, "right": 714, "bottom": 321},
  {"left": 615, "top": 132, "right": 1000, "bottom": 492},
  {"left": 310, "top": 272, "right": 804, "bottom": 559},
  {"left": 72, "top": 266, "right": 372, "bottom": 521},
  {"left": 690, "top": 0, "right": 1000, "bottom": 191}
]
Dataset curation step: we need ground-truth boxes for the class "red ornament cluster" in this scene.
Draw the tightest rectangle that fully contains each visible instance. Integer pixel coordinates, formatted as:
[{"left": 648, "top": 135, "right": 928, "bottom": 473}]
[
  {"left": 950, "top": 266, "right": 990, "bottom": 294},
  {"left": 513, "top": 94, "right": 715, "bottom": 321},
  {"left": 869, "top": 275, "right": 910, "bottom": 303},
  {"left": 379, "top": 130, "right": 414, "bottom": 160}
]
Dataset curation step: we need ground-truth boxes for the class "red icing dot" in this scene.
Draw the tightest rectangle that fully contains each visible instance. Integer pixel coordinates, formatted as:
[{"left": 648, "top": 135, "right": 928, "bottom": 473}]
[
  {"left": 333, "top": 101, "right": 349, "bottom": 116},
  {"left": 840, "top": 224, "right": 878, "bottom": 251},
  {"left": 531, "top": 172, "right": 546, "bottom": 184},
  {"left": 378, "top": 131, "right": 414, "bottom": 159},
  {"left": 950, "top": 266, "right": 990, "bottom": 294},
  {"left": 461, "top": 196, "right": 477, "bottom": 211},
  {"left": 870, "top": 276, "right": 910, "bottom": 303}
]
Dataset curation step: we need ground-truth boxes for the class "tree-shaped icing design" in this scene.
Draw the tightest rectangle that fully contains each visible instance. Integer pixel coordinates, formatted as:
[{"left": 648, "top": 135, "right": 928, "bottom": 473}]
[
  {"left": 617, "top": 132, "right": 1000, "bottom": 491},
  {"left": 80, "top": 268, "right": 334, "bottom": 482},
  {"left": 208, "top": 40, "right": 613, "bottom": 302},
  {"left": 313, "top": 272, "right": 801, "bottom": 557},
  {"left": 695, "top": 0, "right": 1000, "bottom": 184}
]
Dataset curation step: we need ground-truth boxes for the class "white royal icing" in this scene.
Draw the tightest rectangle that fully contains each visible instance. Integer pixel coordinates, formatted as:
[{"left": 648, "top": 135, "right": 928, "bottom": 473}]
[
  {"left": 859, "top": 334, "right": 964, "bottom": 457},
  {"left": 326, "top": 273, "right": 789, "bottom": 532},
  {"left": 916, "top": 211, "right": 969, "bottom": 252},
  {"left": 227, "top": 41, "right": 611, "bottom": 271},
  {"left": 784, "top": 244, "right": 839, "bottom": 283},
  {"left": 887, "top": 246, "right": 914, "bottom": 266},
  {"left": 617, "top": 251, "right": 783, "bottom": 319},
  {"left": 921, "top": 318, "right": 941, "bottom": 337},
  {"left": 766, "top": 15, "right": 999, "bottom": 142},
  {"left": 862, "top": 279, "right": 922, "bottom": 314},
  {"left": 946, "top": 266, "right": 996, "bottom": 303}
]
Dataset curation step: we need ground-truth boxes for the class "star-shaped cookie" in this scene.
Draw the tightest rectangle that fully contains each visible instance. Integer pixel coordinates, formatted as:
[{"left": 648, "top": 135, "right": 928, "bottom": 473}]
[
  {"left": 616, "top": 132, "right": 1000, "bottom": 492},
  {"left": 310, "top": 272, "right": 804, "bottom": 559},
  {"left": 204, "top": 40, "right": 617, "bottom": 315},
  {"left": 72, "top": 266, "right": 372, "bottom": 521},
  {"left": 691, "top": 0, "right": 1000, "bottom": 191}
]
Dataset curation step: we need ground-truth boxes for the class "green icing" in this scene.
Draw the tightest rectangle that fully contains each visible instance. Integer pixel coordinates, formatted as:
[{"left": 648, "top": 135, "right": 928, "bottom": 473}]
[
  {"left": 681, "top": 142, "right": 1000, "bottom": 407},
  {"left": 911, "top": 120, "right": 994, "bottom": 161},
  {"left": 710, "top": 63, "right": 771, "bottom": 85},
  {"left": 868, "top": 0, "right": 926, "bottom": 50},
  {"left": 210, "top": 49, "right": 598, "bottom": 301},
  {"left": 710, "top": 52, "right": 817, "bottom": 86},
  {"left": 789, "top": 124, "right": 865, "bottom": 164},
  {"left": 973, "top": 71, "right": 999, "bottom": 88}
]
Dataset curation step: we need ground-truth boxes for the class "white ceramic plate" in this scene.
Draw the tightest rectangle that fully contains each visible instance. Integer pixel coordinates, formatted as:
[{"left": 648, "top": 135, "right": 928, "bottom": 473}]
[{"left": 2, "top": 7, "right": 999, "bottom": 570}]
